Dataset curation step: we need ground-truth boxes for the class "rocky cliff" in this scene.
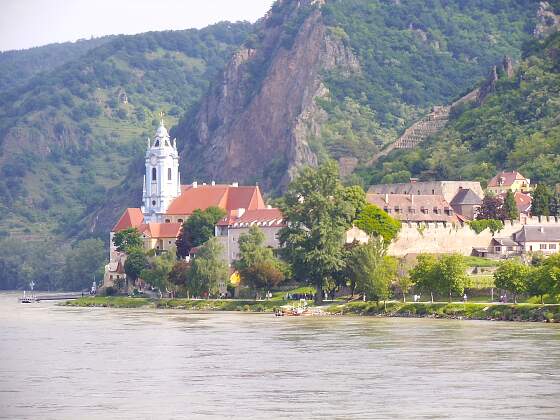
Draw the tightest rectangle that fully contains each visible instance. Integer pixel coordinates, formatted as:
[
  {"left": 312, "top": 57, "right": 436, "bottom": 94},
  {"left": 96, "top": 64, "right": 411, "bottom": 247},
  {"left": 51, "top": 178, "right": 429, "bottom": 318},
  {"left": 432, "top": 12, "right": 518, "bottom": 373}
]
[{"left": 177, "top": 0, "right": 359, "bottom": 192}]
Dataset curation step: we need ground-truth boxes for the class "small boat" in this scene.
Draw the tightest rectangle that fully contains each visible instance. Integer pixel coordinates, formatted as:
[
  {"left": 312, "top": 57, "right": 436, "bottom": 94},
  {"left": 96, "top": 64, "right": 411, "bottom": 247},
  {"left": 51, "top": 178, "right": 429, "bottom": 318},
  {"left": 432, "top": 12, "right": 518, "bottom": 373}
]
[
  {"left": 19, "top": 291, "right": 38, "bottom": 304},
  {"left": 19, "top": 281, "right": 38, "bottom": 303}
]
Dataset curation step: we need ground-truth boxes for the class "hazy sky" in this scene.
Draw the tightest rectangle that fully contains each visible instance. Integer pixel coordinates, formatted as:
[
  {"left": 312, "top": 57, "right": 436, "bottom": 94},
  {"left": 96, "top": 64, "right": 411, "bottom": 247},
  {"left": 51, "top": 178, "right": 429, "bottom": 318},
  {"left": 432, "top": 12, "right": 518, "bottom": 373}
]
[{"left": 0, "top": 0, "right": 275, "bottom": 52}]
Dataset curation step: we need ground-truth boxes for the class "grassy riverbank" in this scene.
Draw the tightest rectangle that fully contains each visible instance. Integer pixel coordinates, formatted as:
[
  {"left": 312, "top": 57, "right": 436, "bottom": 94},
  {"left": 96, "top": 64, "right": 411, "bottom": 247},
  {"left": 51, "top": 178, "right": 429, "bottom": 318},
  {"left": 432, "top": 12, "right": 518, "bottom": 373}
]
[
  {"left": 63, "top": 297, "right": 560, "bottom": 322},
  {"left": 63, "top": 297, "right": 287, "bottom": 312},
  {"left": 328, "top": 302, "right": 560, "bottom": 322}
]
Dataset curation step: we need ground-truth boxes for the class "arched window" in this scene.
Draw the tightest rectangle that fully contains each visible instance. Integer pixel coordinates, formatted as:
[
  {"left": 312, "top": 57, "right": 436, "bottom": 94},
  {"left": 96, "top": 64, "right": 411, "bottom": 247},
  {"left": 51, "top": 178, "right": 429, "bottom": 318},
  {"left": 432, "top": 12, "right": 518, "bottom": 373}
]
[
  {"left": 168, "top": 168, "right": 172, "bottom": 181},
  {"left": 152, "top": 168, "right": 157, "bottom": 181}
]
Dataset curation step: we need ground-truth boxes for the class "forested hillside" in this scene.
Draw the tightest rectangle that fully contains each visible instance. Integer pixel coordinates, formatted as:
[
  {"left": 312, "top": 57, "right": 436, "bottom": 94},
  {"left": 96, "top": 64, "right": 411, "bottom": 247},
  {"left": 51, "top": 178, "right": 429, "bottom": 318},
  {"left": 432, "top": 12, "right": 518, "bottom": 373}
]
[
  {"left": 178, "top": 0, "right": 538, "bottom": 191},
  {"left": 0, "top": 37, "right": 114, "bottom": 92},
  {"left": 0, "top": 22, "right": 252, "bottom": 242},
  {"left": 363, "top": 31, "right": 560, "bottom": 188}
]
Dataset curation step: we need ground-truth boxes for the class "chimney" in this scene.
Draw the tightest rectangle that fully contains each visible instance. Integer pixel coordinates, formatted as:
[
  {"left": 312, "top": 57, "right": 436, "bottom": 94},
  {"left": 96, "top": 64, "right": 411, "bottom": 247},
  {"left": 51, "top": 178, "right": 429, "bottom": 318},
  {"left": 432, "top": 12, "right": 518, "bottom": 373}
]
[
  {"left": 232, "top": 182, "right": 239, "bottom": 187},
  {"left": 539, "top": 227, "right": 544, "bottom": 233},
  {"left": 411, "top": 194, "right": 414, "bottom": 205},
  {"left": 192, "top": 181, "right": 198, "bottom": 189},
  {"left": 211, "top": 181, "right": 215, "bottom": 186},
  {"left": 384, "top": 193, "right": 389, "bottom": 204},
  {"left": 238, "top": 208, "right": 246, "bottom": 218}
]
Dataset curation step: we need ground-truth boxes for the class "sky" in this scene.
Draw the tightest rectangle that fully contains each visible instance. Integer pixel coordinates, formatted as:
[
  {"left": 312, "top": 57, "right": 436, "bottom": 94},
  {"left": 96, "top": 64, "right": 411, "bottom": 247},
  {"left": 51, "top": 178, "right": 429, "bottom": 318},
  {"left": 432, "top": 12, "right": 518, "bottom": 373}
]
[{"left": 0, "top": 0, "right": 275, "bottom": 52}]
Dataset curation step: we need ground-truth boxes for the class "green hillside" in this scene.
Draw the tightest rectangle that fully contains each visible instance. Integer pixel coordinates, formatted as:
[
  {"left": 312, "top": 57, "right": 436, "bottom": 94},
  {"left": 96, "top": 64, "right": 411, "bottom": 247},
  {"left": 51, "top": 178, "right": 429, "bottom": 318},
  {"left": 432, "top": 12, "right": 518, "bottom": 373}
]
[
  {"left": 363, "top": 31, "right": 560, "bottom": 188},
  {"left": 0, "top": 22, "right": 252, "bottom": 240},
  {"left": 312, "top": 0, "right": 538, "bottom": 164},
  {"left": 0, "top": 36, "right": 114, "bottom": 92}
]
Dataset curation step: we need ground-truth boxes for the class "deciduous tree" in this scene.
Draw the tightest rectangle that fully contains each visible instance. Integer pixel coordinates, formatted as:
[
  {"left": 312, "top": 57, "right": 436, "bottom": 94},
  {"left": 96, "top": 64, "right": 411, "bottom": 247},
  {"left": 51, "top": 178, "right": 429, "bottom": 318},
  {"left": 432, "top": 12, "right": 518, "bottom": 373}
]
[
  {"left": 189, "top": 238, "right": 228, "bottom": 297},
  {"left": 124, "top": 248, "right": 148, "bottom": 287},
  {"left": 113, "top": 228, "right": 143, "bottom": 253},
  {"left": 494, "top": 259, "right": 531, "bottom": 303},
  {"left": 354, "top": 204, "right": 401, "bottom": 243},
  {"left": 503, "top": 190, "right": 519, "bottom": 220},
  {"left": 349, "top": 238, "right": 396, "bottom": 308},
  {"left": 235, "top": 226, "right": 286, "bottom": 290},
  {"left": 410, "top": 254, "right": 439, "bottom": 303},
  {"left": 176, "top": 207, "right": 226, "bottom": 258},
  {"left": 279, "top": 161, "right": 366, "bottom": 303},
  {"left": 532, "top": 184, "right": 553, "bottom": 216}
]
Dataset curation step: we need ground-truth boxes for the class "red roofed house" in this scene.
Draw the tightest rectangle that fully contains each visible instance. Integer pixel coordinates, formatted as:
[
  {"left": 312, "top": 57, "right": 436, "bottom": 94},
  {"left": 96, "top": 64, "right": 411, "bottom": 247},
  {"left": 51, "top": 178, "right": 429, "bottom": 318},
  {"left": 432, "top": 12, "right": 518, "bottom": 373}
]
[
  {"left": 497, "top": 191, "right": 532, "bottom": 216},
  {"left": 215, "top": 208, "right": 287, "bottom": 266},
  {"left": 487, "top": 171, "right": 532, "bottom": 195},
  {"left": 366, "top": 193, "right": 458, "bottom": 226}
]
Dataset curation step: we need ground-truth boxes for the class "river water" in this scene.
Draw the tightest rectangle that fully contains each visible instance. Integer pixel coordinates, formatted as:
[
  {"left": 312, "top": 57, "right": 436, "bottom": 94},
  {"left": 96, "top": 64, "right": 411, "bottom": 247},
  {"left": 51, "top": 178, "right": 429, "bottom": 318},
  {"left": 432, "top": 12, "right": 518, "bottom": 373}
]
[{"left": 1, "top": 292, "right": 559, "bottom": 419}]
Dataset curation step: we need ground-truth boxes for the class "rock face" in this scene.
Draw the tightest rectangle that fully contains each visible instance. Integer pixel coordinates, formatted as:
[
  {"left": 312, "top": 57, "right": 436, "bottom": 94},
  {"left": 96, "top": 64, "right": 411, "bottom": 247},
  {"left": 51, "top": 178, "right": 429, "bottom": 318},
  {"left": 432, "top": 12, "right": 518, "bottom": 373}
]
[
  {"left": 178, "top": 0, "right": 359, "bottom": 192},
  {"left": 534, "top": 1, "right": 560, "bottom": 39}
]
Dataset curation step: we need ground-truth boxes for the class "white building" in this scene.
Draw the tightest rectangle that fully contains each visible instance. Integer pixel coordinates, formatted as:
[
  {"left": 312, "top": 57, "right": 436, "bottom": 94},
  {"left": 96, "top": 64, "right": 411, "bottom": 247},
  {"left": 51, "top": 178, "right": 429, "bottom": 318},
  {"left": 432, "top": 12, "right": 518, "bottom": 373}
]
[{"left": 141, "top": 119, "right": 181, "bottom": 223}]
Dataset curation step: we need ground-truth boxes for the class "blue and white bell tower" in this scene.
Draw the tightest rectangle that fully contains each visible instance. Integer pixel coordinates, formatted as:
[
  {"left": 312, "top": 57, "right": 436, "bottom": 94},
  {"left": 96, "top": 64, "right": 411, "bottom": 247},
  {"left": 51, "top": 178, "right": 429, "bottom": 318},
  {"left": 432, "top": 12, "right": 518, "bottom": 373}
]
[{"left": 141, "top": 118, "right": 181, "bottom": 222}]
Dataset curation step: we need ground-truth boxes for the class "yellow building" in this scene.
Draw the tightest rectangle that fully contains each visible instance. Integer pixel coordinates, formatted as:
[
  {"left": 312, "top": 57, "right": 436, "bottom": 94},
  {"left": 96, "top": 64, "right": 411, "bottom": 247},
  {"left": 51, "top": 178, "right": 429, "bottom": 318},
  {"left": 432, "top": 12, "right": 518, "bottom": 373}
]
[{"left": 487, "top": 171, "right": 532, "bottom": 195}]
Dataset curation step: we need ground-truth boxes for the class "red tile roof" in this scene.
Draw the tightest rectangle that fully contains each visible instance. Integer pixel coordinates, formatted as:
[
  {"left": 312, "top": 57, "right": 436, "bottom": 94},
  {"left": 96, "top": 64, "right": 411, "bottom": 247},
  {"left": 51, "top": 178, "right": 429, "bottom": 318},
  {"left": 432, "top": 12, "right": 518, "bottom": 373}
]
[
  {"left": 221, "top": 208, "right": 286, "bottom": 228},
  {"left": 112, "top": 208, "right": 144, "bottom": 232},
  {"left": 497, "top": 191, "right": 532, "bottom": 214},
  {"left": 139, "top": 223, "right": 182, "bottom": 238},
  {"left": 366, "top": 194, "right": 457, "bottom": 223},
  {"left": 166, "top": 184, "right": 265, "bottom": 216},
  {"left": 488, "top": 171, "right": 528, "bottom": 188}
]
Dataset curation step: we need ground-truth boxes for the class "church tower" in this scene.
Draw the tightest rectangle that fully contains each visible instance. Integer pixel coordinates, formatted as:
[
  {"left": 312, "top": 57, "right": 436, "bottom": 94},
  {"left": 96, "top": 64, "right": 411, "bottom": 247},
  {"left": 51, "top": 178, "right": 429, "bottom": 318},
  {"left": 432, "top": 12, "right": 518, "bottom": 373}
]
[{"left": 141, "top": 118, "right": 181, "bottom": 222}]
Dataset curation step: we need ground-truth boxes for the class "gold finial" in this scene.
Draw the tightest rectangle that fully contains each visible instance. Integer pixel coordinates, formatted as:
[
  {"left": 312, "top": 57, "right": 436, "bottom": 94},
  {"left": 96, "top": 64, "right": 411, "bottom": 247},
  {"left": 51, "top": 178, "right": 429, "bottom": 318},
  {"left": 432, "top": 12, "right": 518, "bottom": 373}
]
[{"left": 159, "top": 111, "right": 165, "bottom": 125}]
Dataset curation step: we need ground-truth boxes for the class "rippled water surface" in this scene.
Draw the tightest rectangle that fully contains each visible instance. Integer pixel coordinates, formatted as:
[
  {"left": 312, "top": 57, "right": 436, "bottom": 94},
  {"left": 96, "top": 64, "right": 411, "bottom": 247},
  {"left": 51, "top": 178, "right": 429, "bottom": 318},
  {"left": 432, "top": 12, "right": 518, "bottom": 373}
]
[{"left": 1, "top": 292, "right": 559, "bottom": 419}]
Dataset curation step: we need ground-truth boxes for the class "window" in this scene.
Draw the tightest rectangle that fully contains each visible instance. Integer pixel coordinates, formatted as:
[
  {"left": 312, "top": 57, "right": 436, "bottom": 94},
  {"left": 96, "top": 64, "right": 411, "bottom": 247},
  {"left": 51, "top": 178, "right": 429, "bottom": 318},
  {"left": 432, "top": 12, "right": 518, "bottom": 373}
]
[
  {"left": 178, "top": 219, "right": 183, "bottom": 223},
  {"left": 165, "top": 219, "right": 171, "bottom": 223},
  {"left": 152, "top": 200, "right": 156, "bottom": 206},
  {"left": 152, "top": 168, "right": 157, "bottom": 181},
  {"left": 495, "top": 246, "right": 501, "bottom": 252},
  {"left": 168, "top": 168, "right": 172, "bottom": 181},
  {"left": 540, "top": 244, "right": 547, "bottom": 250},
  {"left": 507, "top": 246, "right": 514, "bottom": 251},
  {"left": 549, "top": 244, "right": 557, "bottom": 250}
]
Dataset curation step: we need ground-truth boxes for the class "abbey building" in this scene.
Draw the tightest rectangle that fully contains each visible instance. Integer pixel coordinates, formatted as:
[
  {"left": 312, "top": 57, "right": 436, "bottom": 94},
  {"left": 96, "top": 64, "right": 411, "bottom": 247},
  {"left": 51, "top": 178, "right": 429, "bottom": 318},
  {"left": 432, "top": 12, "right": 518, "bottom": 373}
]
[{"left": 103, "top": 120, "right": 281, "bottom": 288}]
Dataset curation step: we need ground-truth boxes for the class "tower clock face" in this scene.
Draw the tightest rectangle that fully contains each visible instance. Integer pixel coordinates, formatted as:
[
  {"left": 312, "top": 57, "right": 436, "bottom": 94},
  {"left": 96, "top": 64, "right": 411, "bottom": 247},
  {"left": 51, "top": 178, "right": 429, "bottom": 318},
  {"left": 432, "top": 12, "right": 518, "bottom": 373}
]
[{"left": 150, "top": 155, "right": 158, "bottom": 165}]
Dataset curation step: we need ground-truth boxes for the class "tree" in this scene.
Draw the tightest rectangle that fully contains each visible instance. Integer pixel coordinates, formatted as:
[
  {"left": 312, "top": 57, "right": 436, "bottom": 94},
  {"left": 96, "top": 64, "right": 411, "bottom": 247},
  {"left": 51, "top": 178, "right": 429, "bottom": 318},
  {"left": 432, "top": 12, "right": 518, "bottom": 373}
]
[
  {"left": 550, "top": 193, "right": 560, "bottom": 217},
  {"left": 532, "top": 184, "right": 553, "bottom": 216},
  {"left": 141, "top": 251, "right": 175, "bottom": 297},
  {"left": 436, "top": 254, "right": 469, "bottom": 303},
  {"left": 62, "top": 239, "right": 106, "bottom": 291},
  {"left": 494, "top": 259, "right": 531, "bottom": 303},
  {"left": 528, "top": 254, "right": 560, "bottom": 303},
  {"left": 279, "top": 161, "right": 366, "bottom": 304},
  {"left": 189, "top": 238, "right": 228, "bottom": 297},
  {"left": 349, "top": 238, "right": 396, "bottom": 309},
  {"left": 503, "top": 190, "right": 519, "bottom": 220},
  {"left": 168, "top": 260, "right": 191, "bottom": 295},
  {"left": 395, "top": 258, "right": 414, "bottom": 302},
  {"left": 354, "top": 204, "right": 401, "bottom": 243},
  {"left": 410, "top": 254, "right": 439, "bottom": 302},
  {"left": 113, "top": 228, "right": 143, "bottom": 253},
  {"left": 176, "top": 207, "right": 226, "bottom": 258},
  {"left": 235, "top": 226, "right": 285, "bottom": 290},
  {"left": 124, "top": 248, "right": 148, "bottom": 287},
  {"left": 478, "top": 195, "right": 505, "bottom": 220}
]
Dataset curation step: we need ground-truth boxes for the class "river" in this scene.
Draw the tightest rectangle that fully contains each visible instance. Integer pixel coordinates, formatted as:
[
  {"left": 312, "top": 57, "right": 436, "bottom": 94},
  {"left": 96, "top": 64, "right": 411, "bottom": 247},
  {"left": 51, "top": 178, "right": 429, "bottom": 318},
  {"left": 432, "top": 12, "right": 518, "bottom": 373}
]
[{"left": 0, "top": 292, "right": 559, "bottom": 419}]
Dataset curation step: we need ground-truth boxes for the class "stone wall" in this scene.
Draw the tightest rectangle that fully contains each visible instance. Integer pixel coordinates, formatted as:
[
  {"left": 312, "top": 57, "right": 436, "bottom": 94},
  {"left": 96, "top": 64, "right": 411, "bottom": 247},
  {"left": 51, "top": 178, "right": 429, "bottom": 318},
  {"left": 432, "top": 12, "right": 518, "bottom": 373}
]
[{"left": 388, "top": 216, "right": 560, "bottom": 256}]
